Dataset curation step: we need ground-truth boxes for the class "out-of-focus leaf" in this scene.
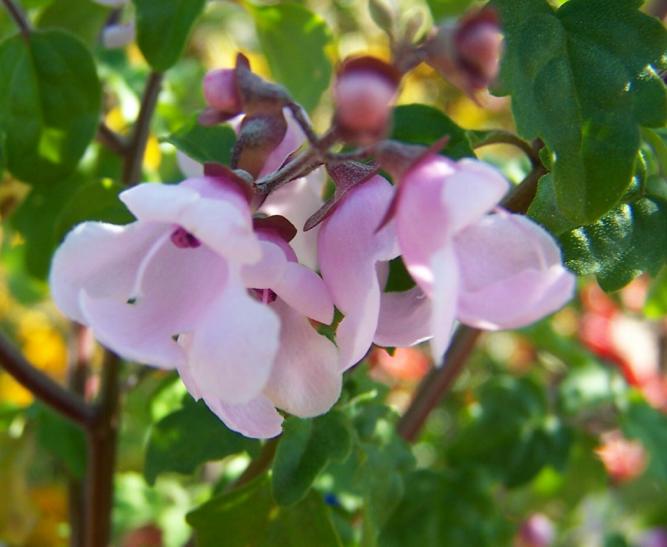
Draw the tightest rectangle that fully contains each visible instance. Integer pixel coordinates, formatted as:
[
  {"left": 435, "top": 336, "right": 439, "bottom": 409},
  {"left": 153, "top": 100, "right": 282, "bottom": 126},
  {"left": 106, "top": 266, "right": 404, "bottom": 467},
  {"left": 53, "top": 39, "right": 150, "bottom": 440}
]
[
  {"left": 384, "top": 257, "right": 415, "bottom": 293},
  {"left": 163, "top": 120, "right": 236, "bottom": 166},
  {"left": 144, "top": 397, "right": 257, "bottom": 485},
  {"left": 11, "top": 175, "right": 83, "bottom": 279},
  {"left": 368, "top": 0, "right": 395, "bottom": 34},
  {"left": 133, "top": 0, "right": 206, "bottom": 72},
  {"left": 0, "top": 30, "right": 101, "bottom": 184},
  {"left": 492, "top": 0, "right": 667, "bottom": 224},
  {"left": 379, "top": 469, "right": 512, "bottom": 547},
  {"left": 560, "top": 197, "right": 667, "bottom": 291},
  {"left": 527, "top": 173, "right": 579, "bottom": 236},
  {"left": 426, "top": 0, "right": 475, "bottom": 20},
  {"left": 37, "top": 0, "right": 110, "bottom": 46},
  {"left": 644, "top": 267, "right": 667, "bottom": 318},
  {"left": 558, "top": 361, "right": 627, "bottom": 415},
  {"left": 187, "top": 475, "right": 342, "bottom": 547},
  {"left": 31, "top": 402, "right": 87, "bottom": 479},
  {"left": 250, "top": 3, "right": 333, "bottom": 112},
  {"left": 272, "top": 412, "right": 352, "bottom": 506},
  {"left": 55, "top": 179, "right": 133, "bottom": 241},
  {"left": 391, "top": 104, "right": 475, "bottom": 160},
  {"left": 621, "top": 394, "right": 667, "bottom": 480},
  {"left": 448, "top": 376, "right": 571, "bottom": 488}
]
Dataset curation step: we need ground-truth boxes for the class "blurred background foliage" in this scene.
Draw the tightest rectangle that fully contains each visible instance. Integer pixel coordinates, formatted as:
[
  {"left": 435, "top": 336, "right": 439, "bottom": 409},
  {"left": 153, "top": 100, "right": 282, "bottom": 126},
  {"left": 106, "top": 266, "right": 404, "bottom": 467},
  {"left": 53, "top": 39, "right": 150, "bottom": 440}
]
[{"left": 0, "top": 0, "right": 666, "bottom": 546}]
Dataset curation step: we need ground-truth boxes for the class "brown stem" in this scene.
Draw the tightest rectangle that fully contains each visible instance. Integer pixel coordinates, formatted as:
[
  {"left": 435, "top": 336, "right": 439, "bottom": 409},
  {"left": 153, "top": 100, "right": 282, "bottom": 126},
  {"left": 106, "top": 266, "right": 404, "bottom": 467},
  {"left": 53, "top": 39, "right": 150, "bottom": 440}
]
[
  {"left": 1, "top": 0, "right": 30, "bottom": 39},
  {"left": 0, "top": 332, "right": 91, "bottom": 426},
  {"left": 96, "top": 123, "right": 127, "bottom": 156},
  {"left": 472, "top": 130, "right": 542, "bottom": 168},
  {"left": 396, "top": 162, "right": 546, "bottom": 441},
  {"left": 230, "top": 439, "right": 279, "bottom": 490},
  {"left": 122, "top": 71, "right": 164, "bottom": 185},
  {"left": 68, "top": 324, "right": 94, "bottom": 547},
  {"left": 84, "top": 351, "right": 121, "bottom": 547}
]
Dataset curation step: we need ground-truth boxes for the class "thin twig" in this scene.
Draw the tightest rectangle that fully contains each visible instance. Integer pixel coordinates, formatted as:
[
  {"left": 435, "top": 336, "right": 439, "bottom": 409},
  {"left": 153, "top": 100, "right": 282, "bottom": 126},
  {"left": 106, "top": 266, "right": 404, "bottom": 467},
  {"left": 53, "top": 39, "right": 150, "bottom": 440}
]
[
  {"left": 1, "top": 0, "right": 30, "bottom": 39},
  {"left": 396, "top": 161, "right": 546, "bottom": 441},
  {"left": 96, "top": 123, "right": 127, "bottom": 156},
  {"left": 472, "top": 129, "right": 542, "bottom": 168},
  {"left": 230, "top": 439, "right": 279, "bottom": 490},
  {"left": 0, "top": 332, "right": 91, "bottom": 426},
  {"left": 122, "top": 71, "right": 164, "bottom": 185}
]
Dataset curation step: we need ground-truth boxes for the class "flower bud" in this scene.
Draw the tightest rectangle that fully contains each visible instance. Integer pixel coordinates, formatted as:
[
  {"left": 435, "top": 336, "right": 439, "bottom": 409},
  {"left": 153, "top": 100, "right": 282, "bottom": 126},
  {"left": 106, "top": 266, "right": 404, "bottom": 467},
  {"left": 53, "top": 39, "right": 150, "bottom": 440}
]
[
  {"left": 517, "top": 514, "right": 555, "bottom": 547},
  {"left": 425, "top": 7, "right": 502, "bottom": 94},
  {"left": 203, "top": 69, "right": 242, "bottom": 115},
  {"left": 334, "top": 57, "right": 399, "bottom": 142}
]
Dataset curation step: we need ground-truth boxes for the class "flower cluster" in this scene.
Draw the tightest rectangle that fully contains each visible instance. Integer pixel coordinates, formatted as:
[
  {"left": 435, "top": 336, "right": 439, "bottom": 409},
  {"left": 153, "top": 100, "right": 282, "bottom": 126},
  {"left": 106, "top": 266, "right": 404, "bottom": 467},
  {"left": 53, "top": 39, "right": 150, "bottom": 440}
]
[{"left": 49, "top": 51, "right": 574, "bottom": 439}]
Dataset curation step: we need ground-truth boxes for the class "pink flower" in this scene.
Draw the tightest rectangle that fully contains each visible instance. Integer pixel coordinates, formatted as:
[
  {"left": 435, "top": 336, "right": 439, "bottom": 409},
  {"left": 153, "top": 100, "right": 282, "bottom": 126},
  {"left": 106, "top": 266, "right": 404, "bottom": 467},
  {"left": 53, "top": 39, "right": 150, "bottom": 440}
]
[
  {"left": 203, "top": 69, "right": 242, "bottom": 116},
  {"left": 396, "top": 155, "right": 575, "bottom": 360},
  {"left": 318, "top": 175, "right": 431, "bottom": 370},
  {"left": 50, "top": 175, "right": 341, "bottom": 438},
  {"left": 516, "top": 514, "right": 555, "bottom": 547}
]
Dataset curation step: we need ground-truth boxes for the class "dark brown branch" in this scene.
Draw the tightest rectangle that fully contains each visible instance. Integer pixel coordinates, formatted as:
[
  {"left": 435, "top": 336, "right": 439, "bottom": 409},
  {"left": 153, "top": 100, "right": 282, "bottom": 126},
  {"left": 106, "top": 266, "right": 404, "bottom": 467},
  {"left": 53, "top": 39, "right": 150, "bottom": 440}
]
[
  {"left": 84, "top": 351, "right": 121, "bottom": 547},
  {"left": 230, "top": 439, "right": 278, "bottom": 490},
  {"left": 1, "top": 0, "right": 30, "bottom": 39},
  {"left": 472, "top": 129, "right": 542, "bottom": 168},
  {"left": 396, "top": 162, "right": 546, "bottom": 441},
  {"left": 0, "top": 332, "right": 91, "bottom": 426},
  {"left": 96, "top": 123, "right": 127, "bottom": 156},
  {"left": 122, "top": 71, "right": 164, "bottom": 185}
]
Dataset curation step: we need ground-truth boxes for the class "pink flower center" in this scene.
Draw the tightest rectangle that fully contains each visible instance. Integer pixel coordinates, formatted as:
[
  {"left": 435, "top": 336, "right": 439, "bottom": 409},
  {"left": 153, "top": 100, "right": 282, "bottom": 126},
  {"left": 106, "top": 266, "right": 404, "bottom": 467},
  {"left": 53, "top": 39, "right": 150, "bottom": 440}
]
[
  {"left": 171, "top": 227, "right": 201, "bottom": 248},
  {"left": 251, "top": 288, "right": 277, "bottom": 304}
]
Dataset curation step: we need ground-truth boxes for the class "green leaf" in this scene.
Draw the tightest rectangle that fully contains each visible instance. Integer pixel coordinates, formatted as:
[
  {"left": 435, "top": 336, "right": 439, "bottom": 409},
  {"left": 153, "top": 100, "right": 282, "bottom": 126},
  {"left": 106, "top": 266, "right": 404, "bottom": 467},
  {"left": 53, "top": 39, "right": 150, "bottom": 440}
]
[
  {"left": 644, "top": 267, "right": 667, "bottom": 318},
  {"left": 250, "top": 3, "right": 333, "bottom": 112},
  {"left": 527, "top": 173, "right": 579, "bottom": 235},
  {"left": 163, "top": 119, "right": 236, "bottom": 166},
  {"left": 30, "top": 403, "right": 87, "bottom": 479},
  {"left": 621, "top": 394, "right": 667, "bottom": 480},
  {"left": 384, "top": 257, "right": 415, "bottom": 293},
  {"left": 144, "top": 398, "right": 257, "bottom": 485},
  {"left": 379, "top": 469, "right": 512, "bottom": 547},
  {"left": 11, "top": 175, "right": 83, "bottom": 279},
  {"left": 448, "top": 376, "right": 570, "bottom": 488},
  {"left": 0, "top": 30, "right": 101, "bottom": 184},
  {"left": 133, "top": 0, "right": 206, "bottom": 72},
  {"left": 55, "top": 179, "right": 133, "bottom": 242},
  {"left": 37, "top": 0, "right": 110, "bottom": 46},
  {"left": 391, "top": 104, "right": 475, "bottom": 160},
  {"left": 426, "top": 0, "right": 475, "bottom": 20},
  {"left": 187, "top": 475, "right": 342, "bottom": 547},
  {"left": 558, "top": 361, "right": 627, "bottom": 416},
  {"left": 560, "top": 196, "right": 667, "bottom": 291},
  {"left": 492, "top": 0, "right": 667, "bottom": 224},
  {"left": 272, "top": 412, "right": 352, "bottom": 506}
]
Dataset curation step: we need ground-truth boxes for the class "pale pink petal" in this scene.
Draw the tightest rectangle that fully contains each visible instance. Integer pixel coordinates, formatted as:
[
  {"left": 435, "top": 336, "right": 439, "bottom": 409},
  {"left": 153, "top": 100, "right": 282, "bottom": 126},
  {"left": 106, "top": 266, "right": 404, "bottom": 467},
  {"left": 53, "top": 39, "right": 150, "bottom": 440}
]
[
  {"left": 258, "top": 108, "right": 306, "bottom": 177},
  {"left": 241, "top": 240, "right": 288, "bottom": 289},
  {"left": 429, "top": 246, "right": 460, "bottom": 363},
  {"left": 374, "top": 286, "right": 432, "bottom": 348},
  {"left": 318, "top": 176, "right": 398, "bottom": 369},
  {"left": 203, "top": 395, "right": 283, "bottom": 439},
  {"left": 120, "top": 182, "right": 260, "bottom": 263},
  {"left": 176, "top": 151, "right": 204, "bottom": 178},
  {"left": 456, "top": 214, "right": 575, "bottom": 329},
  {"left": 49, "top": 221, "right": 164, "bottom": 323},
  {"left": 271, "top": 262, "right": 333, "bottom": 324},
  {"left": 263, "top": 300, "right": 341, "bottom": 417},
  {"left": 186, "top": 274, "right": 281, "bottom": 405},
  {"left": 78, "top": 245, "right": 227, "bottom": 368},
  {"left": 260, "top": 168, "right": 325, "bottom": 269},
  {"left": 441, "top": 158, "right": 509, "bottom": 232}
]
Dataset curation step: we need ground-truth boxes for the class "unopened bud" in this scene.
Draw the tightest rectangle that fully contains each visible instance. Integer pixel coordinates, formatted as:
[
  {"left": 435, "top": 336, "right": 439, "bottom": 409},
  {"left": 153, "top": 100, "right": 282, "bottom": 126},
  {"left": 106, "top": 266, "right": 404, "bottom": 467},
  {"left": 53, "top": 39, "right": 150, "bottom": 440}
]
[
  {"left": 203, "top": 69, "right": 242, "bottom": 115},
  {"left": 425, "top": 7, "right": 502, "bottom": 94},
  {"left": 334, "top": 57, "right": 399, "bottom": 142},
  {"left": 517, "top": 514, "right": 555, "bottom": 547}
]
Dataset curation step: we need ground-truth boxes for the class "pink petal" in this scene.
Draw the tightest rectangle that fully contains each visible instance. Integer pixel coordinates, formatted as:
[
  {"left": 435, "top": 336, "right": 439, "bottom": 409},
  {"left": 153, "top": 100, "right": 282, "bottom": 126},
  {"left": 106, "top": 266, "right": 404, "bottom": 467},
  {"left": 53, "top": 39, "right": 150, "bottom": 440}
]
[
  {"left": 186, "top": 274, "right": 281, "bottom": 405},
  {"left": 318, "top": 176, "right": 399, "bottom": 369},
  {"left": 456, "top": 213, "right": 575, "bottom": 329},
  {"left": 202, "top": 394, "right": 283, "bottom": 439},
  {"left": 49, "top": 221, "right": 165, "bottom": 324},
  {"left": 78, "top": 244, "right": 228, "bottom": 368},
  {"left": 263, "top": 300, "right": 341, "bottom": 417},
  {"left": 241, "top": 240, "right": 288, "bottom": 289},
  {"left": 429, "top": 246, "right": 460, "bottom": 363},
  {"left": 258, "top": 108, "right": 306, "bottom": 177},
  {"left": 374, "top": 286, "right": 432, "bottom": 348},
  {"left": 272, "top": 262, "right": 333, "bottom": 324},
  {"left": 259, "top": 168, "right": 325, "bottom": 269},
  {"left": 121, "top": 182, "right": 260, "bottom": 263}
]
